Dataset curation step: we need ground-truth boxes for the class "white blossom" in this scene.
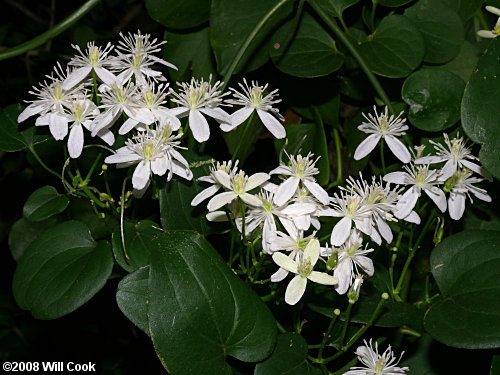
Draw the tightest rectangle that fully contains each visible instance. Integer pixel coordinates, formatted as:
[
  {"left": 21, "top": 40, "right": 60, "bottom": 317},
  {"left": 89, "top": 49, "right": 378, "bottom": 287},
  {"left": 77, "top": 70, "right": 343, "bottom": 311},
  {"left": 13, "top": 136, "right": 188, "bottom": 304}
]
[
  {"left": 272, "top": 239, "right": 337, "bottom": 305},
  {"left": 223, "top": 78, "right": 285, "bottom": 139},
  {"left": 63, "top": 42, "right": 116, "bottom": 90},
  {"left": 354, "top": 106, "right": 411, "bottom": 163},
  {"left": 344, "top": 339, "right": 409, "bottom": 375},
  {"left": 477, "top": 6, "right": 500, "bottom": 38},
  {"left": 191, "top": 160, "right": 239, "bottom": 206},
  {"left": 384, "top": 164, "right": 447, "bottom": 219},
  {"left": 271, "top": 152, "right": 329, "bottom": 207},
  {"left": 169, "top": 76, "right": 230, "bottom": 143}
]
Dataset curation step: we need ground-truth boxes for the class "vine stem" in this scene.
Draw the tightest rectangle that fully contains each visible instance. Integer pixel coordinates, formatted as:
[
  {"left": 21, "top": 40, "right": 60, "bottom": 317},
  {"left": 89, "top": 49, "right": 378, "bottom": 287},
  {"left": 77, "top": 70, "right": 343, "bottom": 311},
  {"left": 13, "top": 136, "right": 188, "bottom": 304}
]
[
  {"left": 231, "top": 111, "right": 255, "bottom": 162},
  {"left": 29, "top": 146, "right": 62, "bottom": 179},
  {"left": 318, "top": 309, "right": 340, "bottom": 360},
  {"left": 310, "top": 1, "right": 394, "bottom": 114},
  {"left": 327, "top": 128, "right": 343, "bottom": 190},
  {"left": 221, "top": 0, "right": 293, "bottom": 91},
  {"left": 0, "top": 0, "right": 101, "bottom": 61},
  {"left": 380, "top": 138, "right": 386, "bottom": 174}
]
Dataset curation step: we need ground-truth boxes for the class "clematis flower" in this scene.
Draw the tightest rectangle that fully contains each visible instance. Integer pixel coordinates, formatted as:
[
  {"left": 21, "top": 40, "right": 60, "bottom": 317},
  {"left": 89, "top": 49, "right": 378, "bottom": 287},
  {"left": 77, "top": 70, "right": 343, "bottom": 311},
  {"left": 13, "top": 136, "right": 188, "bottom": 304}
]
[
  {"left": 191, "top": 160, "right": 239, "bottom": 207},
  {"left": 62, "top": 42, "right": 116, "bottom": 90},
  {"left": 104, "top": 123, "right": 192, "bottom": 197},
  {"left": 384, "top": 164, "right": 447, "bottom": 219},
  {"left": 272, "top": 239, "right": 338, "bottom": 305},
  {"left": 169, "top": 76, "right": 231, "bottom": 143},
  {"left": 354, "top": 106, "right": 411, "bottom": 163},
  {"left": 206, "top": 169, "right": 269, "bottom": 211},
  {"left": 444, "top": 169, "right": 492, "bottom": 220},
  {"left": 344, "top": 339, "right": 409, "bottom": 375},
  {"left": 223, "top": 78, "right": 285, "bottom": 138},
  {"left": 477, "top": 6, "right": 500, "bottom": 38},
  {"left": 415, "top": 133, "right": 490, "bottom": 180},
  {"left": 271, "top": 152, "right": 330, "bottom": 206}
]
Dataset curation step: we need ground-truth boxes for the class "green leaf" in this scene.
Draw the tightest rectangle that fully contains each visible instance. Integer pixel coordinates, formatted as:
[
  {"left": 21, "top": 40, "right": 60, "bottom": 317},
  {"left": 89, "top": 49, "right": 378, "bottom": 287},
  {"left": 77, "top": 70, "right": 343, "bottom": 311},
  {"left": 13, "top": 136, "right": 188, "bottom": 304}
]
[
  {"left": 358, "top": 15, "right": 425, "bottom": 78},
  {"left": 0, "top": 104, "right": 49, "bottom": 152},
  {"left": 378, "top": 0, "right": 414, "bottom": 7},
  {"left": 270, "top": 11, "right": 344, "bottom": 78},
  {"left": 22, "top": 185, "right": 69, "bottom": 222},
  {"left": 67, "top": 198, "right": 117, "bottom": 239},
  {"left": 307, "top": 0, "right": 360, "bottom": 20},
  {"left": 8, "top": 217, "right": 61, "bottom": 262},
  {"left": 441, "top": 0, "right": 485, "bottom": 22},
  {"left": 425, "top": 230, "right": 500, "bottom": 348},
  {"left": 148, "top": 231, "right": 276, "bottom": 374},
  {"left": 274, "top": 122, "right": 330, "bottom": 185},
  {"left": 491, "top": 355, "right": 500, "bottom": 375},
  {"left": 405, "top": 0, "right": 464, "bottom": 64},
  {"left": 163, "top": 27, "right": 217, "bottom": 82},
  {"left": 402, "top": 69, "right": 465, "bottom": 131},
  {"left": 116, "top": 266, "right": 150, "bottom": 335},
  {"left": 461, "top": 38, "right": 500, "bottom": 179},
  {"left": 210, "top": 0, "right": 293, "bottom": 74},
  {"left": 159, "top": 153, "right": 218, "bottom": 235},
  {"left": 112, "top": 220, "right": 162, "bottom": 273},
  {"left": 13, "top": 221, "right": 114, "bottom": 319},
  {"left": 145, "top": 0, "right": 210, "bottom": 29},
  {"left": 439, "top": 41, "right": 479, "bottom": 82},
  {"left": 254, "top": 333, "right": 321, "bottom": 375}
]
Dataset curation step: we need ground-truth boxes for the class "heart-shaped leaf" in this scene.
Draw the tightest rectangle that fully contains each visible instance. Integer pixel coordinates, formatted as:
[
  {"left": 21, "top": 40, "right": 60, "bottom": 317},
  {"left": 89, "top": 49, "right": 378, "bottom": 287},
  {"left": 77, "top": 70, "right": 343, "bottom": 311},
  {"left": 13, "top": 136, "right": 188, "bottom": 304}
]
[
  {"left": 461, "top": 38, "right": 500, "bottom": 179},
  {"left": 405, "top": 0, "right": 464, "bottom": 64},
  {"left": 402, "top": 68, "right": 465, "bottom": 131},
  {"left": 145, "top": 0, "right": 210, "bottom": 29},
  {"left": 425, "top": 230, "right": 500, "bottom": 349},
  {"left": 270, "top": 11, "right": 344, "bottom": 78},
  {"left": 23, "top": 186, "right": 69, "bottom": 222},
  {"left": 13, "top": 221, "right": 113, "bottom": 319},
  {"left": 148, "top": 231, "right": 276, "bottom": 374},
  {"left": 358, "top": 15, "right": 425, "bottom": 78}
]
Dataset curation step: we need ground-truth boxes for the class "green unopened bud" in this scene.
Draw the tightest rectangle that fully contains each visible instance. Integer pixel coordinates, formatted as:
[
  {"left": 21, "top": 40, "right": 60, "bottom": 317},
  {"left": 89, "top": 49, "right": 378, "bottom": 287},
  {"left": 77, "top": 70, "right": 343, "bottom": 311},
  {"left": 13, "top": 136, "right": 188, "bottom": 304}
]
[
  {"left": 443, "top": 173, "right": 460, "bottom": 193},
  {"left": 334, "top": 308, "right": 341, "bottom": 316},
  {"left": 98, "top": 212, "right": 106, "bottom": 219},
  {"left": 433, "top": 216, "right": 444, "bottom": 245},
  {"left": 101, "top": 164, "right": 108, "bottom": 171},
  {"left": 326, "top": 248, "right": 339, "bottom": 271},
  {"left": 381, "top": 292, "right": 389, "bottom": 300},
  {"left": 348, "top": 276, "right": 364, "bottom": 304}
]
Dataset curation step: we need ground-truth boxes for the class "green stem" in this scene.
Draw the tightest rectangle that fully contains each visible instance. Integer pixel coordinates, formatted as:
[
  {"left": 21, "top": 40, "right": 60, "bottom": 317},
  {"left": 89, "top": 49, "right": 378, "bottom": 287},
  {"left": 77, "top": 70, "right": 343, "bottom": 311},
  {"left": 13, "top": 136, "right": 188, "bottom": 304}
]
[
  {"left": 380, "top": 138, "right": 386, "bottom": 175},
  {"left": 0, "top": 0, "right": 101, "bottom": 61},
  {"left": 370, "top": 0, "right": 378, "bottom": 32},
  {"left": 310, "top": 2, "right": 394, "bottom": 113},
  {"left": 318, "top": 311, "right": 339, "bottom": 360},
  {"left": 339, "top": 303, "right": 352, "bottom": 347},
  {"left": 120, "top": 178, "right": 129, "bottom": 260},
  {"left": 81, "top": 187, "right": 107, "bottom": 209},
  {"left": 29, "top": 146, "right": 63, "bottom": 179},
  {"left": 231, "top": 111, "right": 255, "bottom": 162},
  {"left": 221, "top": 0, "right": 293, "bottom": 91},
  {"left": 327, "top": 128, "right": 343, "bottom": 189},
  {"left": 82, "top": 151, "right": 103, "bottom": 185},
  {"left": 389, "top": 227, "right": 405, "bottom": 291}
]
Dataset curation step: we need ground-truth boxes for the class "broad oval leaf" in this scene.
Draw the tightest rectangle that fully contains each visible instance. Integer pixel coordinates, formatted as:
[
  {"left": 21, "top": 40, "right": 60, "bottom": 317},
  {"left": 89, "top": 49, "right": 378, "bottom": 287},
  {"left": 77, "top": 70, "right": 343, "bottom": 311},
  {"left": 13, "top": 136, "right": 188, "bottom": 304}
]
[
  {"left": 148, "top": 231, "right": 276, "bottom": 374},
  {"left": 145, "top": 0, "right": 210, "bottom": 29},
  {"left": 23, "top": 185, "right": 69, "bottom": 222},
  {"left": 0, "top": 104, "right": 49, "bottom": 152},
  {"left": 405, "top": 0, "right": 464, "bottom": 64},
  {"left": 13, "top": 221, "right": 113, "bottom": 319},
  {"left": 402, "top": 69, "right": 465, "bottom": 131},
  {"left": 254, "top": 333, "right": 322, "bottom": 375},
  {"left": 210, "top": 0, "right": 294, "bottom": 75},
  {"left": 358, "top": 15, "right": 425, "bottom": 78},
  {"left": 116, "top": 266, "right": 150, "bottom": 335},
  {"left": 439, "top": 41, "right": 479, "bottom": 83},
  {"left": 112, "top": 220, "right": 162, "bottom": 273},
  {"left": 442, "top": 0, "right": 485, "bottom": 22},
  {"left": 163, "top": 27, "right": 217, "bottom": 82},
  {"left": 425, "top": 230, "right": 500, "bottom": 349},
  {"left": 308, "top": 0, "right": 361, "bottom": 19},
  {"left": 461, "top": 38, "right": 500, "bottom": 179},
  {"left": 270, "top": 11, "right": 344, "bottom": 78},
  {"left": 378, "top": 0, "right": 414, "bottom": 7}
]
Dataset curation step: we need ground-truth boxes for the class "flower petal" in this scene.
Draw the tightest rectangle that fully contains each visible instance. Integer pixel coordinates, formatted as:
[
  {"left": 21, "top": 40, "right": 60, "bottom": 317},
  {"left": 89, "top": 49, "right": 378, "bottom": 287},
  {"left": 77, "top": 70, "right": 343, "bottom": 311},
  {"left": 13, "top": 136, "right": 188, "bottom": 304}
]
[
  {"left": 354, "top": 134, "right": 380, "bottom": 160},
  {"left": 395, "top": 188, "right": 420, "bottom": 219},
  {"left": 189, "top": 109, "right": 210, "bottom": 142},
  {"left": 240, "top": 193, "right": 262, "bottom": 207},
  {"left": 285, "top": 276, "right": 307, "bottom": 305},
  {"left": 425, "top": 187, "right": 447, "bottom": 213},
  {"left": 257, "top": 109, "right": 285, "bottom": 139},
  {"left": 303, "top": 178, "right": 329, "bottom": 205},
  {"left": 272, "top": 252, "right": 298, "bottom": 273},
  {"left": 246, "top": 172, "right": 270, "bottom": 191},
  {"left": 207, "top": 191, "right": 236, "bottom": 211},
  {"left": 303, "top": 239, "right": 320, "bottom": 266},
  {"left": 274, "top": 177, "right": 300, "bottom": 206},
  {"left": 308, "top": 271, "right": 337, "bottom": 286},
  {"left": 330, "top": 217, "right": 352, "bottom": 246},
  {"left": 132, "top": 161, "right": 151, "bottom": 190},
  {"left": 68, "top": 124, "right": 84, "bottom": 159},
  {"left": 94, "top": 67, "right": 118, "bottom": 86},
  {"left": 383, "top": 171, "right": 408, "bottom": 185},
  {"left": 271, "top": 267, "right": 289, "bottom": 282},
  {"left": 213, "top": 170, "right": 231, "bottom": 189},
  {"left": 448, "top": 192, "right": 465, "bottom": 220},
  {"left": 49, "top": 113, "right": 68, "bottom": 140},
  {"left": 151, "top": 156, "right": 168, "bottom": 176},
  {"left": 385, "top": 135, "right": 411, "bottom": 163},
  {"left": 199, "top": 107, "right": 231, "bottom": 124},
  {"left": 230, "top": 107, "right": 254, "bottom": 127},
  {"left": 62, "top": 67, "right": 92, "bottom": 90},
  {"left": 18, "top": 104, "right": 45, "bottom": 123},
  {"left": 191, "top": 185, "right": 220, "bottom": 206}
]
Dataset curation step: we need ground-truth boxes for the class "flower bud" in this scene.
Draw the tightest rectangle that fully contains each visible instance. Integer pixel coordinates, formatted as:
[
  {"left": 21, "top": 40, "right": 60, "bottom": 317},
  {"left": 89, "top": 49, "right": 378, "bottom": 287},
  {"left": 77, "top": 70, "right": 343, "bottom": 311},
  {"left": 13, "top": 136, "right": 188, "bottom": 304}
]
[{"left": 348, "top": 275, "right": 364, "bottom": 304}]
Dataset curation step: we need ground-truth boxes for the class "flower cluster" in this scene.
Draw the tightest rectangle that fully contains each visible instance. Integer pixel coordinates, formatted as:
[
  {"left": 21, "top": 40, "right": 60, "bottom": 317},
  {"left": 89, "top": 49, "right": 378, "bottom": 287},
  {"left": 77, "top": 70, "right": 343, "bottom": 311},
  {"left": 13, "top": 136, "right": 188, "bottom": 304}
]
[{"left": 17, "top": 31, "right": 287, "bottom": 196}]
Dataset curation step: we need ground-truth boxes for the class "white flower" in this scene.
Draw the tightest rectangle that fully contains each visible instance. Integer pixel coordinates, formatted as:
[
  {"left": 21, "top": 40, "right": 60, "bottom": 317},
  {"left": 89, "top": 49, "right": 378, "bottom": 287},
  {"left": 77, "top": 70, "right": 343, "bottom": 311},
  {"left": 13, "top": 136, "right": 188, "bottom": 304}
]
[
  {"left": 280, "top": 188, "right": 324, "bottom": 231},
  {"left": 206, "top": 169, "right": 269, "bottom": 211},
  {"left": 91, "top": 81, "right": 153, "bottom": 140},
  {"left": 384, "top": 164, "right": 447, "bottom": 219},
  {"left": 354, "top": 106, "right": 411, "bottom": 164},
  {"left": 344, "top": 339, "right": 409, "bottom": 375},
  {"left": 271, "top": 152, "right": 330, "bottom": 207},
  {"left": 104, "top": 123, "right": 192, "bottom": 196},
  {"left": 63, "top": 42, "right": 116, "bottom": 90},
  {"left": 223, "top": 78, "right": 285, "bottom": 138},
  {"left": 272, "top": 239, "right": 337, "bottom": 305},
  {"left": 477, "top": 6, "right": 500, "bottom": 38},
  {"left": 445, "top": 169, "right": 492, "bottom": 220},
  {"left": 65, "top": 99, "right": 112, "bottom": 158},
  {"left": 415, "top": 133, "right": 489, "bottom": 180},
  {"left": 111, "top": 31, "right": 177, "bottom": 86},
  {"left": 169, "top": 76, "right": 230, "bottom": 143},
  {"left": 118, "top": 83, "right": 181, "bottom": 135},
  {"left": 17, "top": 63, "right": 82, "bottom": 137},
  {"left": 327, "top": 230, "right": 374, "bottom": 295},
  {"left": 191, "top": 160, "right": 239, "bottom": 206}
]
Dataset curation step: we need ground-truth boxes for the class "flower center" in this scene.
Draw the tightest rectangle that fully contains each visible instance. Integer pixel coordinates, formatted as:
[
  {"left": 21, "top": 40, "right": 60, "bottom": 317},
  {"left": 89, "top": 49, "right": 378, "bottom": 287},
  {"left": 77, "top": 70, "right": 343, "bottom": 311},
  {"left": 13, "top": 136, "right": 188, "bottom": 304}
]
[
  {"left": 415, "top": 167, "right": 428, "bottom": 187},
  {"left": 346, "top": 242, "right": 361, "bottom": 256},
  {"left": 379, "top": 116, "right": 389, "bottom": 134},
  {"left": 144, "top": 90, "right": 156, "bottom": 107},
  {"left": 71, "top": 101, "right": 84, "bottom": 122},
  {"left": 374, "top": 357, "right": 387, "bottom": 374},
  {"left": 143, "top": 142, "right": 156, "bottom": 159},
  {"left": 188, "top": 84, "right": 208, "bottom": 108},
  {"left": 366, "top": 188, "right": 384, "bottom": 204},
  {"left": 297, "top": 257, "right": 313, "bottom": 277},
  {"left": 293, "top": 157, "right": 308, "bottom": 177},
  {"left": 132, "top": 53, "right": 144, "bottom": 68},
  {"left": 250, "top": 87, "right": 263, "bottom": 106},
  {"left": 52, "top": 82, "right": 63, "bottom": 101},
  {"left": 89, "top": 46, "right": 100, "bottom": 66},
  {"left": 233, "top": 173, "right": 247, "bottom": 195},
  {"left": 111, "top": 84, "right": 126, "bottom": 104}
]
